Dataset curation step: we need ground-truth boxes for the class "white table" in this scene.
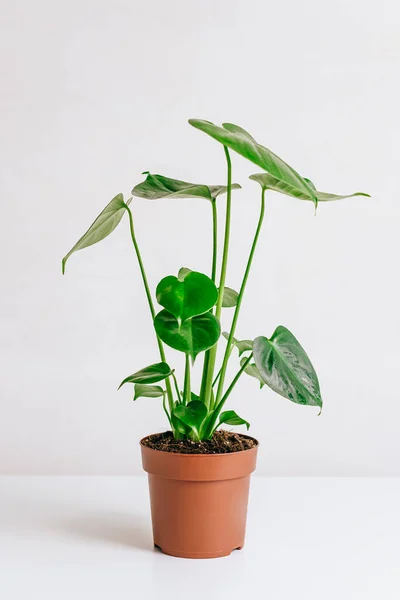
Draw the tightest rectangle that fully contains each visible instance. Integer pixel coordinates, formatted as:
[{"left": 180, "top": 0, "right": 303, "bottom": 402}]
[{"left": 0, "top": 477, "right": 399, "bottom": 599}]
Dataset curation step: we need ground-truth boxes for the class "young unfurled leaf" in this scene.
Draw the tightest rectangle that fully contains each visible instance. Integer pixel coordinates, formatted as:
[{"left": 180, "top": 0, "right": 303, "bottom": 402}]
[
  {"left": 223, "top": 332, "right": 253, "bottom": 356},
  {"left": 240, "top": 356, "right": 265, "bottom": 388},
  {"left": 253, "top": 326, "right": 322, "bottom": 407},
  {"left": 173, "top": 401, "right": 208, "bottom": 431},
  {"left": 131, "top": 172, "right": 241, "bottom": 202},
  {"left": 218, "top": 410, "right": 250, "bottom": 430},
  {"left": 189, "top": 120, "right": 317, "bottom": 205},
  {"left": 250, "top": 172, "right": 370, "bottom": 203},
  {"left": 62, "top": 194, "right": 131, "bottom": 274},
  {"left": 156, "top": 270, "right": 218, "bottom": 322},
  {"left": 178, "top": 267, "right": 192, "bottom": 281},
  {"left": 171, "top": 410, "right": 190, "bottom": 435},
  {"left": 118, "top": 362, "right": 173, "bottom": 389},
  {"left": 154, "top": 310, "right": 220, "bottom": 361},
  {"left": 221, "top": 287, "right": 239, "bottom": 308},
  {"left": 134, "top": 384, "right": 164, "bottom": 401}
]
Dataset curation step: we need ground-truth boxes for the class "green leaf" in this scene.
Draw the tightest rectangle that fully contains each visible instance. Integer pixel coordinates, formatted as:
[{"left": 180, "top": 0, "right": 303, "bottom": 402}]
[
  {"left": 188, "top": 120, "right": 317, "bottom": 205},
  {"left": 171, "top": 410, "right": 190, "bottom": 435},
  {"left": 223, "top": 332, "right": 252, "bottom": 356},
  {"left": 253, "top": 326, "right": 322, "bottom": 407},
  {"left": 118, "top": 362, "right": 173, "bottom": 388},
  {"left": 218, "top": 410, "right": 250, "bottom": 430},
  {"left": 250, "top": 172, "right": 370, "bottom": 203},
  {"left": 173, "top": 401, "right": 208, "bottom": 431},
  {"left": 154, "top": 310, "right": 221, "bottom": 360},
  {"left": 221, "top": 287, "right": 239, "bottom": 308},
  {"left": 133, "top": 384, "right": 164, "bottom": 401},
  {"left": 132, "top": 172, "right": 241, "bottom": 202},
  {"left": 62, "top": 194, "right": 131, "bottom": 274},
  {"left": 240, "top": 356, "right": 265, "bottom": 389},
  {"left": 156, "top": 270, "right": 218, "bottom": 322}
]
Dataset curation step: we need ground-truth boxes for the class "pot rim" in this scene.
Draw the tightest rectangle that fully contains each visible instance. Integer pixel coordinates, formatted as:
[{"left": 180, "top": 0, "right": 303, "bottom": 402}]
[{"left": 140, "top": 431, "right": 259, "bottom": 457}]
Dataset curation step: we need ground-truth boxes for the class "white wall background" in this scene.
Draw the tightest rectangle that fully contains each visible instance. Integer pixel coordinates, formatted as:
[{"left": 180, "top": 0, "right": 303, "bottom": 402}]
[{"left": 1, "top": 0, "right": 399, "bottom": 475}]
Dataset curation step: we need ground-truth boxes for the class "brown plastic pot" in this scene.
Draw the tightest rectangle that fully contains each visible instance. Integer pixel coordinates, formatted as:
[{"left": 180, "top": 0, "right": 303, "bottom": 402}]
[{"left": 140, "top": 435, "right": 258, "bottom": 559}]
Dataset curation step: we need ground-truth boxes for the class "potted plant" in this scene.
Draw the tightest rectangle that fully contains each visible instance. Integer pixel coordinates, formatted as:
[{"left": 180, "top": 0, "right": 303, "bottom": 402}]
[{"left": 62, "top": 119, "right": 368, "bottom": 558}]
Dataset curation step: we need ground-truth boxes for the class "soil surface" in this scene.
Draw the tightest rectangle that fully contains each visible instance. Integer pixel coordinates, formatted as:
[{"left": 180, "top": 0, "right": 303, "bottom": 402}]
[{"left": 141, "top": 430, "right": 258, "bottom": 454}]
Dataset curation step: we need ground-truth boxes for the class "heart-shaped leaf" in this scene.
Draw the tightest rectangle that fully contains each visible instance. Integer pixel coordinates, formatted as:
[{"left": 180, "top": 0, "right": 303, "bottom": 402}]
[
  {"left": 173, "top": 401, "right": 208, "bottom": 431},
  {"left": 118, "top": 362, "right": 173, "bottom": 388},
  {"left": 221, "top": 287, "right": 239, "bottom": 308},
  {"left": 253, "top": 326, "right": 322, "bottom": 407},
  {"left": 189, "top": 120, "right": 317, "bottom": 205},
  {"left": 240, "top": 356, "right": 265, "bottom": 388},
  {"left": 250, "top": 173, "right": 370, "bottom": 203},
  {"left": 132, "top": 172, "right": 241, "bottom": 201},
  {"left": 156, "top": 270, "right": 218, "bottom": 322},
  {"left": 154, "top": 310, "right": 221, "bottom": 360},
  {"left": 134, "top": 384, "right": 164, "bottom": 401},
  {"left": 223, "top": 332, "right": 252, "bottom": 356},
  {"left": 218, "top": 410, "right": 250, "bottom": 430},
  {"left": 62, "top": 194, "right": 131, "bottom": 274}
]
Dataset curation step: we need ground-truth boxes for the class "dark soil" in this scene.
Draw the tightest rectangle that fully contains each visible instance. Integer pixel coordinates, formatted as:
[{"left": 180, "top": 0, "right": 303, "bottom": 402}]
[{"left": 141, "top": 430, "right": 258, "bottom": 454}]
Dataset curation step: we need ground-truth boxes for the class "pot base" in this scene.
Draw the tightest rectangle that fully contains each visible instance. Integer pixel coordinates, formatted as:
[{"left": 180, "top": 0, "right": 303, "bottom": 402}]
[{"left": 154, "top": 543, "right": 244, "bottom": 559}]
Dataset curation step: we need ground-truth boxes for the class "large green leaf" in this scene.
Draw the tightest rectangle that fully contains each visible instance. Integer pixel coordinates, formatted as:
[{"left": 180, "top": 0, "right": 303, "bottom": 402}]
[
  {"left": 132, "top": 172, "right": 241, "bottom": 201},
  {"left": 62, "top": 194, "right": 131, "bottom": 274},
  {"left": 188, "top": 120, "right": 317, "bottom": 205},
  {"left": 240, "top": 356, "right": 265, "bottom": 389},
  {"left": 173, "top": 401, "right": 208, "bottom": 432},
  {"left": 250, "top": 173, "right": 370, "bottom": 203},
  {"left": 223, "top": 332, "right": 252, "bottom": 356},
  {"left": 218, "top": 410, "right": 250, "bottom": 430},
  {"left": 156, "top": 270, "right": 218, "bottom": 322},
  {"left": 154, "top": 309, "right": 221, "bottom": 360},
  {"left": 133, "top": 384, "right": 164, "bottom": 401},
  {"left": 253, "top": 326, "right": 322, "bottom": 407},
  {"left": 118, "top": 362, "right": 173, "bottom": 388}
]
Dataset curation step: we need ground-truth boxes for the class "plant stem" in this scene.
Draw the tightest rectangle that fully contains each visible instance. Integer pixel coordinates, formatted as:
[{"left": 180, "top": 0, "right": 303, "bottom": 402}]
[
  {"left": 211, "top": 199, "right": 218, "bottom": 284},
  {"left": 203, "top": 353, "right": 253, "bottom": 438},
  {"left": 215, "top": 188, "right": 266, "bottom": 407},
  {"left": 202, "top": 147, "right": 232, "bottom": 409},
  {"left": 199, "top": 198, "right": 218, "bottom": 406},
  {"left": 172, "top": 371, "right": 182, "bottom": 404},
  {"left": 184, "top": 354, "right": 191, "bottom": 404},
  {"left": 218, "top": 353, "right": 253, "bottom": 409},
  {"left": 126, "top": 206, "right": 174, "bottom": 413},
  {"left": 162, "top": 392, "right": 172, "bottom": 427}
]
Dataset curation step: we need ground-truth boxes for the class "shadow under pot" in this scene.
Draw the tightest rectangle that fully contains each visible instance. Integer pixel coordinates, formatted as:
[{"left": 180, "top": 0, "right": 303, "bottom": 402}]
[{"left": 140, "top": 435, "right": 258, "bottom": 559}]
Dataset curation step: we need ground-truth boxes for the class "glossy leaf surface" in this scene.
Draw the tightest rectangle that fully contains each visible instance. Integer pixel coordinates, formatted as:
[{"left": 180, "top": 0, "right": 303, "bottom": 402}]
[
  {"left": 250, "top": 173, "right": 370, "bottom": 203},
  {"left": 221, "top": 287, "right": 239, "bottom": 308},
  {"left": 118, "top": 362, "right": 173, "bottom": 388},
  {"left": 253, "top": 327, "right": 322, "bottom": 407},
  {"left": 223, "top": 332, "right": 252, "bottom": 356},
  {"left": 240, "top": 356, "right": 265, "bottom": 388},
  {"left": 132, "top": 172, "right": 240, "bottom": 201},
  {"left": 218, "top": 410, "right": 250, "bottom": 430},
  {"left": 189, "top": 120, "right": 317, "bottom": 204},
  {"left": 156, "top": 270, "right": 218, "bottom": 322},
  {"left": 62, "top": 194, "right": 131, "bottom": 273},
  {"left": 154, "top": 310, "right": 221, "bottom": 360},
  {"left": 173, "top": 401, "right": 208, "bottom": 431},
  {"left": 133, "top": 384, "right": 164, "bottom": 401}
]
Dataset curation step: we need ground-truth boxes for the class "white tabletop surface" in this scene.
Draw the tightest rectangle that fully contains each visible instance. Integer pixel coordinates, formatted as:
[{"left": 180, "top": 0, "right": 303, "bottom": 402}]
[{"left": 0, "top": 476, "right": 399, "bottom": 599}]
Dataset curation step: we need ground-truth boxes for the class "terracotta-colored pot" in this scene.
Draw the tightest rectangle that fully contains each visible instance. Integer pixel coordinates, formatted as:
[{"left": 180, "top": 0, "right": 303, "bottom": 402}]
[{"left": 140, "top": 435, "right": 258, "bottom": 559}]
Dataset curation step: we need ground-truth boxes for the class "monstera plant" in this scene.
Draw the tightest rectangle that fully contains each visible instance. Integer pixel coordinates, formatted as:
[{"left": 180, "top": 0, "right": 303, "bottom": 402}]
[{"left": 62, "top": 119, "right": 368, "bottom": 441}]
